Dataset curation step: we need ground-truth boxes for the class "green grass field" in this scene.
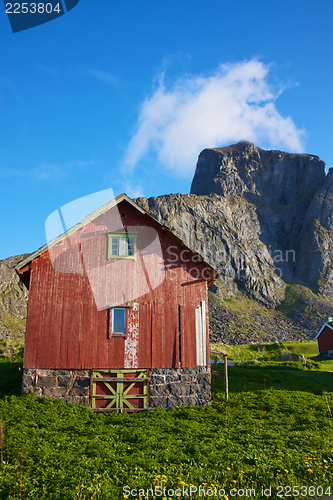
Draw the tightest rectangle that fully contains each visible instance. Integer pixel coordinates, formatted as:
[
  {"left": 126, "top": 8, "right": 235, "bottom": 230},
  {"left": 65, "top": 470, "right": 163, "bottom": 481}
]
[
  {"left": 0, "top": 346, "right": 333, "bottom": 500},
  {"left": 211, "top": 339, "right": 333, "bottom": 371}
]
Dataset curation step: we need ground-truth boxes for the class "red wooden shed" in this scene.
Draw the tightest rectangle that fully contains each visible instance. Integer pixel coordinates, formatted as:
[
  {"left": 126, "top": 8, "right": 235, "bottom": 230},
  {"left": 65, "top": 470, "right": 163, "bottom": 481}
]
[
  {"left": 16, "top": 194, "right": 218, "bottom": 412},
  {"left": 315, "top": 317, "right": 333, "bottom": 357}
]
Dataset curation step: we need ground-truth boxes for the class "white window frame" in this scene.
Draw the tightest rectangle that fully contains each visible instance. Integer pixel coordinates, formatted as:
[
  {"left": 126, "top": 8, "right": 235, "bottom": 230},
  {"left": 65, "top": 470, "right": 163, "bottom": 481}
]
[
  {"left": 107, "top": 233, "right": 137, "bottom": 260},
  {"left": 109, "top": 307, "right": 127, "bottom": 336}
]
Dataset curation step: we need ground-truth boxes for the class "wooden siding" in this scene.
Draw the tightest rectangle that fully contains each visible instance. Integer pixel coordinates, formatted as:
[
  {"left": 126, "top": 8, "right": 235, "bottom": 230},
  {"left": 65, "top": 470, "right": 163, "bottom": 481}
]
[
  {"left": 23, "top": 200, "right": 211, "bottom": 370},
  {"left": 317, "top": 325, "right": 333, "bottom": 352}
]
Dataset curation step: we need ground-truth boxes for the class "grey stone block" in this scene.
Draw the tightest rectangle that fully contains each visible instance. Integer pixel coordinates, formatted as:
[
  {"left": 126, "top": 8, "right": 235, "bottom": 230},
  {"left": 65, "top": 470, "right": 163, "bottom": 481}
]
[
  {"left": 190, "top": 384, "right": 199, "bottom": 395},
  {"left": 167, "top": 394, "right": 197, "bottom": 408},
  {"left": 149, "top": 375, "right": 166, "bottom": 385},
  {"left": 64, "top": 396, "right": 77, "bottom": 404},
  {"left": 149, "top": 368, "right": 168, "bottom": 376},
  {"left": 68, "top": 387, "right": 89, "bottom": 397},
  {"left": 149, "top": 384, "right": 170, "bottom": 397},
  {"left": 169, "top": 382, "right": 191, "bottom": 397},
  {"left": 180, "top": 374, "right": 195, "bottom": 382},
  {"left": 180, "top": 395, "right": 198, "bottom": 406},
  {"left": 196, "top": 374, "right": 211, "bottom": 385},
  {"left": 24, "top": 368, "right": 36, "bottom": 376},
  {"left": 22, "top": 387, "right": 42, "bottom": 396},
  {"left": 58, "top": 376, "right": 73, "bottom": 387},
  {"left": 47, "top": 387, "right": 68, "bottom": 397},
  {"left": 21, "top": 387, "right": 32, "bottom": 395},
  {"left": 166, "top": 373, "right": 180, "bottom": 383},
  {"left": 22, "top": 375, "right": 35, "bottom": 388},
  {"left": 36, "top": 369, "right": 53, "bottom": 377},
  {"left": 73, "top": 377, "right": 90, "bottom": 388},
  {"left": 36, "top": 376, "right": 57, "bottom": 388},
  {"left": 149, "top": 396, "right": 168, "bottom": 408}
]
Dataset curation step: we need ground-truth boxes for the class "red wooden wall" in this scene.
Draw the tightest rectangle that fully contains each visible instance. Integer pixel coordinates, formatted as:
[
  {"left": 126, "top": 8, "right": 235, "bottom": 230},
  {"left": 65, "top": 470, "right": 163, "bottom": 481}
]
[
  {"left": 23, "top": 200, "right": 211, "bottom": 370},
  {"left": 317, "top": 326, "right": 333, "bottom": 352}
]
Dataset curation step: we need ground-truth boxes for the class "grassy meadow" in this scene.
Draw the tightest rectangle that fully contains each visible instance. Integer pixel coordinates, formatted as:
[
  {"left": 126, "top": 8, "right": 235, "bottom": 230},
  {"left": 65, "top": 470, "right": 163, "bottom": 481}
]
[
  {"left": 211, "top": 339, "right": 333, "bottom": 369},
  {"left": 0, "top": 342, "right": 333, "bottom": 500}
]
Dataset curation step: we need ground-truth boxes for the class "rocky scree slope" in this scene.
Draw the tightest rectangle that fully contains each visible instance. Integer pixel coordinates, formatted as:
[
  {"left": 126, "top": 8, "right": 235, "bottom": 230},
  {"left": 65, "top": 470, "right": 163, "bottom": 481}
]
[
  {"left": 135, "top": 141, "right": 333, "bottom": 343},
  {"left": 0, "top": 254, "right": 29, "bottom": 355}
]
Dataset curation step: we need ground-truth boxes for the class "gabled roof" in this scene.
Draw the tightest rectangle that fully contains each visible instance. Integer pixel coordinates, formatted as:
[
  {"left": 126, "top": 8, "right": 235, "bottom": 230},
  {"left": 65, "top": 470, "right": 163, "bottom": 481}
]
[
  {"left": 15, "top": 193, "right": 219, "bottom": 283},
  {"left": 314, "top": 322, "right": 333, "bottom": 340}
]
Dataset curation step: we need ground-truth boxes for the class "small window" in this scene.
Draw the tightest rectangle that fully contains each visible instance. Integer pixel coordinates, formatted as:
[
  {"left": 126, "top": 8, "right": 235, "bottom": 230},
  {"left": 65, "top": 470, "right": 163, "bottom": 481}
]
[
  {"left": 109, "top": 308, "right": 126, "bottom": 335},
  {"left": 108, "top": 233, "right": 137, "bottom": 260}
]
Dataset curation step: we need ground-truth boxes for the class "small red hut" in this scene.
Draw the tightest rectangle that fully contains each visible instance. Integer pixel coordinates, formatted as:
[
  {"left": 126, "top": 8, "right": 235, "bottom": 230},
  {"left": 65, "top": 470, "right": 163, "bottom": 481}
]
[
  {"left": 16, "top": 194, "right": 218, "bottom": 412},
  {"left": 315, "top": 317, "right": 333, "bottom": 357}
]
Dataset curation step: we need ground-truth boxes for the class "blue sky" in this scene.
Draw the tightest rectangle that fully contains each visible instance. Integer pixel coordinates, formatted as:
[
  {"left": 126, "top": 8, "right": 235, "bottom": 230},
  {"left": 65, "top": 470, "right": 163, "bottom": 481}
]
[{"left": 0, "top": 0, "right": 332, "bottom": 259}]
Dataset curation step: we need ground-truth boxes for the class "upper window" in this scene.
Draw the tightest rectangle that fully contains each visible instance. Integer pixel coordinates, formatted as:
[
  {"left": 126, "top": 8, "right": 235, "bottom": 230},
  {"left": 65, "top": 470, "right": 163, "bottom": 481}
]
[{"left": 107, "top": 233, "right": 137, "bottom": 260}]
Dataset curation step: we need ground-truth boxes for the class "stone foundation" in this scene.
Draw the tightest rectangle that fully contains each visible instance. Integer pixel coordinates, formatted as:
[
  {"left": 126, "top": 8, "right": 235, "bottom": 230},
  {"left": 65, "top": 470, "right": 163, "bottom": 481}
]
[
  {"left": 149, "top": 366, "right": 211, "bottom": 409},
  {"left": 21, "top": 368, "right": 90, "bottom": 405},
  {"left": 22, "top": 366, "right": 211, "bottom": 409}
]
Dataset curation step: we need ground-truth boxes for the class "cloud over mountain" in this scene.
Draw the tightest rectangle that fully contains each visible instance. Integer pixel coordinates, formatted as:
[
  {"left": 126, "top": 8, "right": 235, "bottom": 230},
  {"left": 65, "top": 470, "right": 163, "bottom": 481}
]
[{"left": 123, "top": 60, "right": 304, "bottom": 176}]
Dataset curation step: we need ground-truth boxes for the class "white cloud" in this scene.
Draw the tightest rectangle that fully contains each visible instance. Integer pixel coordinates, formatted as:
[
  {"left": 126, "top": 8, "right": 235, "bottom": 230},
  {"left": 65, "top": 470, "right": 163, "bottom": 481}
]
[
  {"left": 123, "top": 180, "right": 144, "bottom": 199},
  {"left": 65, "top": 159, "right": 96, "bottom": 169},
  {"left": 0, "top": 168, "right": 23, "bottom": 178},
  {"left": 32, "top": 159, "right": 96, "bottom": 182},
  {"left": 87, "top": 69, "right": 119, "bottom": 85},
  {"left": 123, "top": 60, "right": 305, "bottom": 177},
  {"left": 32, "top": 163, "right": 68, "bottom": 182}
]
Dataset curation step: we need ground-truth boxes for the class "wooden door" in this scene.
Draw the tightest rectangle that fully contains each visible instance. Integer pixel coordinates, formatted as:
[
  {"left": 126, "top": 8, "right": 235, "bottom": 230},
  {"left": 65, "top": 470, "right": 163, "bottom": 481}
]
[{"left": 91, "top": 369, "right": 148, "bottom": 413}]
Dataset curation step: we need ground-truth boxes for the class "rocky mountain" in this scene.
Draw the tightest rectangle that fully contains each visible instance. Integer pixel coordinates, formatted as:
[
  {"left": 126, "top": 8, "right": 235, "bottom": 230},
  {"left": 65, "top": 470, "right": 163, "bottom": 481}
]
[
  {"left": 190, "top": 141, "right": 333, "bottom": 299},
  {"left": 135, "top": 141, "right": 333, "bottom": 343},
  {"left": 2, "top": 141, "right": 333, "bottom": 347},
  {"left": 0, "top": 255, "right": 29, "bottom": 355}
]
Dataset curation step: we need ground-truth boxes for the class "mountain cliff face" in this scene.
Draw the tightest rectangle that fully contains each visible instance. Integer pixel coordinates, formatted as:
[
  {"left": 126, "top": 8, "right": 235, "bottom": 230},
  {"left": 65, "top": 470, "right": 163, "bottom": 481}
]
[
  {"left": 191, "top": 141, "right": 331, "bottom": 295},
  {"left": 136, "top": 192, "right": 286, "bottom": 306},
  {"left": 0, "top": 255, "right": 29, "bottom": 354},
  {"left": 135, "top": 141, "right": 333, "bottom": 343}
]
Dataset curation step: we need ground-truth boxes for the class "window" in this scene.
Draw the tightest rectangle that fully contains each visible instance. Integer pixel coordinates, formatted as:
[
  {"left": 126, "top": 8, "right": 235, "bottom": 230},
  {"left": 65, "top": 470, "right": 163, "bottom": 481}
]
[
  {"left": 109, "top": 307, "right": 126, "bottom": 336},
  {"left": 107, "top": 233, "right": 137, "bottom": 260}
]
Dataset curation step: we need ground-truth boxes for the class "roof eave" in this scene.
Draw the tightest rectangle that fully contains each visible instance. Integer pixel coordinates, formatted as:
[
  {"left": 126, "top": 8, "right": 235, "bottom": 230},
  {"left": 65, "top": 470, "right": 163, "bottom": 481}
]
[
  {"left": 314, "top": 322, "right": 333, "bottom": 340},
  {"left": 15, "top": 194, "right": 139, "bottom": 272}
]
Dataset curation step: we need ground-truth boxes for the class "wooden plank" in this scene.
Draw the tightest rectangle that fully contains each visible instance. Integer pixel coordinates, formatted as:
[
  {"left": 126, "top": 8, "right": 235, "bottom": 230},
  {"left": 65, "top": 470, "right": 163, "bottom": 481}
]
[
  {"left": 93, "top": 408, "right": 149, "bottom": 413},
  {"left": 92, "top": 395, "right": 118, "bottom": 399},
  {"left": 119, "top": 394, "right": 146, "bottom": 399},
  {"left": 138, "top": 303, "right": 150, "bottom": 367},
  {"left": 224, "top": 354, "right": 229, "bottom": 402},
  {"left": 211, "top": 349, "right": 228, "bottom": 356},
  {"left": 91, "top": 371, "right": 96, "bottom": 409},
  {"left": 143, "top": 369, "right": 148, "bottom": 409},
  {"left": 92, "top": 377, "right": 149, "bottom": 382}
]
